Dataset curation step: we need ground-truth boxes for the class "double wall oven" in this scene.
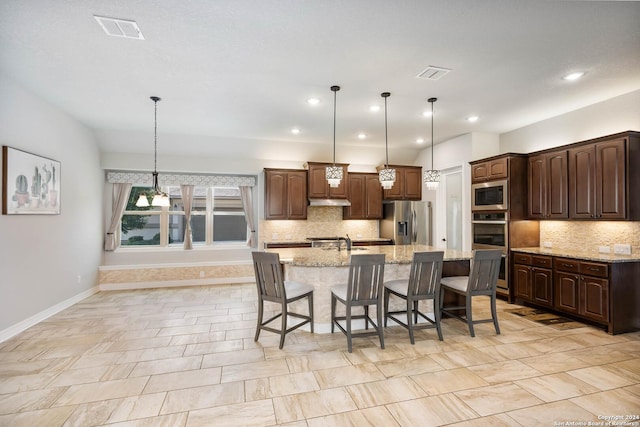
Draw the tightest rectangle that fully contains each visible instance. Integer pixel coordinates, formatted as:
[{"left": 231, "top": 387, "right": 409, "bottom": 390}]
[{"left": 471, "top": 186, "right": 509, "bottom": 294}]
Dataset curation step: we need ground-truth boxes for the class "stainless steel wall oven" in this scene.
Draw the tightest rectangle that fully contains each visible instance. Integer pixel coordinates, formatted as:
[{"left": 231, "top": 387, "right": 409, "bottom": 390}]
[{"left": 471, "top": 212, "right": 508, "bottom": 292}]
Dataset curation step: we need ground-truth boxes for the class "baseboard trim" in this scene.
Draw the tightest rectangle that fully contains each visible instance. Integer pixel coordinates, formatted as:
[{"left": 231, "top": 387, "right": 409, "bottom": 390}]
[
  {"left": 0, "top": 286, "right": 99, "bottom": 343},
  {"left": 99, "top": 276, "right": 255, "bottom": 291}
]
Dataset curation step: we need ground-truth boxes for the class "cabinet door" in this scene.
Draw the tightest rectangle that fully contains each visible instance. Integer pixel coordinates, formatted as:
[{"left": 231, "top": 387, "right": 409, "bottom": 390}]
[
  {"left": 382, "top": 167, "right": 404, "bottom": 200},
  {"left": 265, "top": 170, "right": 288, "bottom": 219},
  {"left": 580, "top": 276, "right": 609, "bottom": 323},
  {"left": 343, "top": 174, "right": 365, "bottom": 219},
  {"left": 569, "top": 145, "right": 596, "bottom": 219},
  {"left": 307, "top": 163, "right": 348, "bottom": 199},
  {"left": 488, "top": 158, "right": 508, "bottom": 180},
  {"left": 528, "top": 155, "right": 546, "bottom": 218},
  {"left": 547, "top": 151, "right": 569, "bottom": 218},
  {"left": 513, "top": 264, "right": 531, "bottom": 300},
  {"left": 531, "top": 268, "right": 553, "bottom": 307},
  {"left": 471, "top": 162, "right": 489, "bottom": 183},
  {"left": 287, "top": 171, "right": 308, "bottom": 219},
  {"left": 365, "top": 174, "right": 383, "bottom": 218},
  {"left": 554, "top": 272, "right": 579, "bottom": 315},
  {"left": 403, "top": 167, "right": 422, "bottom": 200},
  {"left": 596, "top": 138, "right": 626, "bottom": 219}
]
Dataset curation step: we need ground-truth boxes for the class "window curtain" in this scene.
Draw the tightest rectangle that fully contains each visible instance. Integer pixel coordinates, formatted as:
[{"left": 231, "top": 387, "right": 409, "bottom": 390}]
[
  {"left": 239, "top": 186, "right": 256, "bottom": 248},
  {"left": 105, "top": 183, "right": 132, "bottom": 251},
  {"left": 180, "top": 184, "right": 195, "bottom": 250}
]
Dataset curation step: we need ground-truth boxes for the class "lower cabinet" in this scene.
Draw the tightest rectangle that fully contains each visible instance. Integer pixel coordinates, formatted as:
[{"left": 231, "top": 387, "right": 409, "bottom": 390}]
[
  {"left": 512, "top": 253, "right": 553, "bottom": 308},
  {"left": 554, "top": 257, "right": 609, "bottom": 324}
]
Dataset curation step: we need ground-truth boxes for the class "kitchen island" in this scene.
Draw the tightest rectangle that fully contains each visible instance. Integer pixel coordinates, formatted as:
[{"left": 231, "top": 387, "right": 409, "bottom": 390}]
[{"left": 265, "top": 245, "right": 473, "bottom": 332}]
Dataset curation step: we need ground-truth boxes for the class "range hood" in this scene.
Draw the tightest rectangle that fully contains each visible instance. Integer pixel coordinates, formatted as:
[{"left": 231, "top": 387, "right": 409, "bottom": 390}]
[{"left": 308, "top": 198, "right": 351, "bottom": 207}]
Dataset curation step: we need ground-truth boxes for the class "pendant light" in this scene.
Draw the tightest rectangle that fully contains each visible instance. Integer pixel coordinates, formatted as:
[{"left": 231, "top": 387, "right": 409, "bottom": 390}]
[
  {"left": 378, "top": 92, "right": 396, "bottom": 189},
  {"left": 325, "top": 85, "right": 343, "bottom": 188},
  {"left": 135, "top": 96, "right": 170, "bottom": 207},
  {"left": 423, "top": 97, "right": 440, "bottom": 190}
]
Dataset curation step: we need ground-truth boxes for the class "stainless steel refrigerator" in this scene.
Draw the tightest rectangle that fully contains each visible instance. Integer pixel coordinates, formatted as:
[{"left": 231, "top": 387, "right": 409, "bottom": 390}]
[{"left": 380, "top": 201, "right": 432, "bottom": 245}]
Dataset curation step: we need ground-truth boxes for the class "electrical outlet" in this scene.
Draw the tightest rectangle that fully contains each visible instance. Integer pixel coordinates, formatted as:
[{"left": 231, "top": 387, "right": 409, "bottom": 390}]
[
  {"left": 271, "top": 233, "right": 279, "bottom": 240},
  {"left": 543, "top": 241, "right": 553, "bottom": 248},
  {"left": 285, "top": 234, "right": 292, "bottom": 240},
  {"left": 598, "top": 246, "right": 610, "bottom": 254},
  {"left": 199, "top": 271, "right": 205, "bottom": 278},
  {"left": 356, "top": 234, "right": 362, "bottom": 239},
  {"left": 614, "top": 244, "right": 632, "bottom": 255}
]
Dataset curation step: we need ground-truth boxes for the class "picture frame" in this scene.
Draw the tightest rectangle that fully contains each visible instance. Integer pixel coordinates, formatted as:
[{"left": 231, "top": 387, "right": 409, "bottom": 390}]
[{"left": 2, "top": 146, "right": 61, "bottom": 215}]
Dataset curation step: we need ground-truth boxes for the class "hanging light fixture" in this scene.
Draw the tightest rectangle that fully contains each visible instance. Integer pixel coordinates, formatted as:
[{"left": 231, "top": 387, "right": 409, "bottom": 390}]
[
  {"left": 326, "top": 85, "right": 343, "bottom": 188},
  {"left": 378, "top": 92, "right": 396, "bottom": 190},
  {"left": 423, "top": 97, "right": 440, "bottom": 190},
  {"left": 136, "top": 96, "right": 170, "bottom": 207}
]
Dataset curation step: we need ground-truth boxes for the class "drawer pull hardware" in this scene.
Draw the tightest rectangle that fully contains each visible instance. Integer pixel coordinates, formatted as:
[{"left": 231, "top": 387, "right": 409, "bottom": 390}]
[{"left": 562, "top": 263, "right": 573, "bottom": 267}]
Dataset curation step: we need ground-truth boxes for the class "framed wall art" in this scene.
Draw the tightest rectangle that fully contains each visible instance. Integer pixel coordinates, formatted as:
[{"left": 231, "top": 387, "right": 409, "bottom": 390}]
[{"left": 2, "top": 146, "right": 61, "bottom": 215}]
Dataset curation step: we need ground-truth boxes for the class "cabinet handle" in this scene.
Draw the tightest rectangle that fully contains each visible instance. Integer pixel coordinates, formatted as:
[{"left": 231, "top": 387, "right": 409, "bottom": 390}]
[
  {"left": 588, "top": 267, "right": 599, "bottom": 271},
  {"left": 562, "top": 263, "right": 573, "bottom": 268}
]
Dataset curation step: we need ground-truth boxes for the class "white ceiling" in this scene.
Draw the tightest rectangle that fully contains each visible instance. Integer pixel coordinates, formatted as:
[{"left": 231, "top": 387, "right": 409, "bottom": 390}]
[{"left": 1, "top": 1, "right": 639, "bottom": 167}]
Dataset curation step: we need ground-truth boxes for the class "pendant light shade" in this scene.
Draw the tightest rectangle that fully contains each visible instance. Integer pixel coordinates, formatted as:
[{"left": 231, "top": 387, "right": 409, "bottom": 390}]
[
  {"left": 326, "top": 85, "right": 343, "bottom": 188},
  {"left": 423, "top": 97, "right": 440, "bottom": 190},
  {"left": 136, "top": 96, "right": 170, "bottom": 207},
  {"left": 379, "top": 92, "right": 395, "bottom": 190}
]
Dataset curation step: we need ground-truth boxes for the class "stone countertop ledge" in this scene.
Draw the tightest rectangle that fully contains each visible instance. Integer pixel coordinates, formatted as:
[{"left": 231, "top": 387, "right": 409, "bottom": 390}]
[{"left": 511, "top": 247, "right": 640, "bottom": 263}]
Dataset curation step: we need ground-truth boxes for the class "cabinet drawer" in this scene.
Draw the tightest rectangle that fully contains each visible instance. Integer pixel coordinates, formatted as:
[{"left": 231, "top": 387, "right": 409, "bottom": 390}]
[
  {"left": 513, "top": 253, "right": 532, "bottom": 265},
  {"left": 532, "top": 255, "right": 552, "bottom": 268},
  {"left": 580, "top": 261, "right": 608, "bottom": 278},
  {"left": 554, "top": 257, "right": 580, "bottom": 273}
]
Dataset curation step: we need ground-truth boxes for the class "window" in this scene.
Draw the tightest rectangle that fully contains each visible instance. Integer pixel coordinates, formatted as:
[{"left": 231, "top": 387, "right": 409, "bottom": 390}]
[{"left": 119, "top": 186, "right": 247, "bottom": 248}]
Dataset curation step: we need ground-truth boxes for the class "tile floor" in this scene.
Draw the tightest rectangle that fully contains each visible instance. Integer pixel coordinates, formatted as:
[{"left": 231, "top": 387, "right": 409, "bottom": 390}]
[{"left": 0, "top": 283, "right": 639, "bottom": 426}]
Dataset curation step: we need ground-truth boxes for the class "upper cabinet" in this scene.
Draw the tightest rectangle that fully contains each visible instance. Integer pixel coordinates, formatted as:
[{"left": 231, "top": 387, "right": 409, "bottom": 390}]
[
  {"left": 264, "top": 169, "right": 308, "bottom": 220},
  {"left": 376, "top": 165, "right": 422, "bottom": 200},
  {"left": 568, "top": 133, "right": 640, "bottom": 220},
  {"left": 305, "top": 162, "right": 348, "bottom": 199},
  {"left": 343, "top": 173, "right": 383, "bottom": 219},
  {"left": 528, "top": 150, "right": 569, "bottom": 219},
  {"left": 471, "top": 157, "right": 508, "bottom": 183}
]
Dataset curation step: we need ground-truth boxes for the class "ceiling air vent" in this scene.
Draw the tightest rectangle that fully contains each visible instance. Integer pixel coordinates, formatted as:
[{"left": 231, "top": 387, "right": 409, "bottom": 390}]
[
  {"left": 94, "top": 16, "right": 145, "bottom": 40},
  {"left": 416, "top": 66, "right": 451, "bottom": 81}
]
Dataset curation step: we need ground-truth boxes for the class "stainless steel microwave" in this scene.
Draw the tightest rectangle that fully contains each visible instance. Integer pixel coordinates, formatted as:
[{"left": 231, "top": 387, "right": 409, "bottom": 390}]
[{"left": 472, "top": 180, "right": 507, "bottom": 211}]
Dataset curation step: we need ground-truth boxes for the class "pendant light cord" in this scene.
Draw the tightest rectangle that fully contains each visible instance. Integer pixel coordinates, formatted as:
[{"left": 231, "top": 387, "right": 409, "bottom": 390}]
[
  {"left": 428, "top": 97, "right": 437, "bottom": 170},
  {"left": 154, "top": 98, "right": 158, "bottom": 174},
  {"left": 382, "top": 92, "right": 390, "bottom": 167},
  {"left": 332, "top": 87, "right": 337, "bottom": 166}
]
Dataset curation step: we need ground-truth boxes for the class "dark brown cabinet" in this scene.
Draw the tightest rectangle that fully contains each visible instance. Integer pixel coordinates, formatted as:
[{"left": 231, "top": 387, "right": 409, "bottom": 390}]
[
  {"left": 305, "top": 162, "right": 348, "bottom": 199},
  {"left": 554, "top": 258, "right": 609, "bottom": 324},
  {"left": 512, "top": 253, "right": 553, "bottom": 307},
  {"left": 471, "top": 157, "right": 508, "bottom": 183},
  {"left": 528, "top": 151, "right": 568, "bottom": 219},
  {"left": 343, "top": 173, "right": 382, "bottom": 219},
  {"left": 264, "top": 169, "right": 308, "bottom": 220},
  {"left": 376, "top": 165, "right": 422, "bottom": 200}
]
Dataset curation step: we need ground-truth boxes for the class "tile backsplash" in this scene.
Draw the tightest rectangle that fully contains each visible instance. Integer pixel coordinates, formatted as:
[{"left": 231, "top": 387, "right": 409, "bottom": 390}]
[
  {"left": 540, "top": 221, "right": 640, "bottom": 254},
  {"left": 260, "top": 206, "right": 379, "bottom": 243}
]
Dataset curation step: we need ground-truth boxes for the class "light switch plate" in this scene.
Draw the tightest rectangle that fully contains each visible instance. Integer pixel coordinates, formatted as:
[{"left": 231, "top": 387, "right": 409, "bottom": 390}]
[
  {"left": 598, "top": 246, "right": 610, "bottom": 254},
  {"left": 543, "top": 241, "right": 553, "bottom": 248},
  {"left": 614, "top": 244, "right": 632, "bottom": 255},
  {"left": 272, "top": 233, "right": 279, "bottom": 240}
]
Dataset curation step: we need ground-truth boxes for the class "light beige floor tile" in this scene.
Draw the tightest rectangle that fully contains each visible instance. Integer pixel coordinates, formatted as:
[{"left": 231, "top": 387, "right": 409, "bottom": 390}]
[
  {"left": 477, "top": 341, "right": 545, "bottom": 360},
  {"left": 273, "top": 387, "right": 358, "bottom": 423},
  {"left": 106, "top": 392, "right": 167, "bottom": 423},
  {"left": 285, "top": 350, "right": 351, "bottom": 373},
  {"left": 313, "top": 363, "right": 385, "bottom": 389},
  {"left": 47, "top": 365, "right": 109, "bottom": 387},
  {"left": 428, "top": 347, "right": 499, "bottom": 369},
  {"left": 168, "top": 331, "right": 226, "bottom": 346},
  {"left": 454, "top": 383, "right": 544, "bottom": 416},
  {"left": 0, "top": 387, "right": 66, "bottom": 415},
  {"left": 116, "top": 346, "right": 187, "bottom": 364},
  {"left": 374, "top": 355, "right": 444, "bottom": 377},
  {"left": 63, "top": 398, "right": 124, "bottom": 426},
  {"left": 129, "top": 355, "right": 202, "bottom": 377},
  {"left": 567, "top": 365, "right": 635, "bottom": 390},
  {"left": 221, "top": 359, "right": 290, "bottom": 382},
  {"left": 446, "top": 413, "right": 521, "bottom": 427},
  {"left": 624, "top": 383, "right": 640, "bottom": 398},
  {"left": 186, "top": 399, "right": 275, "bottom": 427},
  {"left": 0, "top": 371, "right": 58, "bottom": 394},
  {"left": 411, "top": 367, "right": 490, "bottom": 395},
  {"left": 246, "top": 371, "right": 319, "bottom": 400},
  {"left": 106, "top": 336, "right": 173, "bottom": 352},
  {"left": 100, "top": 362, "right": 137, "bottom": 381},
  {"left": 343, "top": 344, "right": 411, "bottom": 364},
  {"left": 146, "top": 318, "right": 196, "bottom": 329},
  {"left": 183, "top": 339, "right": 244, "bottom": 356},
  {"left": 202, "top": 347, "right": 265, "bottom": 368},
  {"left": 385, "top": 393, "right": 479, "bottom": 427},
  {"left": 106, "top": 412, "right": 188, "bottom": 427},
  {"left": 346, "top": 376, "right": 426, "bottom": 408},
  {"left": 571, "top": 387, "right": 640, "bottom": 415},
  {"left": 0, "top": 406, "right": 76, "bottom": 427},
  {"left": 69, "top": 351, "right": 123, "bottom": 369},
  {"left": 515, "top": 372, "right": 599, "bottom": 402},
  {"left": 467, "top": 359, "right": 543, "bottom": 384},
  {"left": 307, "top": 406, "right": 401, "bottom": 427},
  {"left": 506, "top": 400, "right": 598, "bottom": 426},
  {"left": 160, "top": 381, "right": 244, "bottom": 414},
  {"left": 263, "top": 341, "right": 323, "bottom": 359},
  {"left": 519, "top": 351, "right": 591, "bottom": 374},
  {"left": 52, "top": 376, "right": 149, "bottom": 406},
  {"left": 612, "top": 358, "right": 640, "bottom": 376},
  {"left": 143, "top": 367, "right": 221, "bottom": 394}
]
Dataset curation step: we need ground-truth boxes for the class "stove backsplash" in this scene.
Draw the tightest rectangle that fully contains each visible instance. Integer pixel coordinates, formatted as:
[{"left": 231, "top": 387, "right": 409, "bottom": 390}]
[
  {"left": 540, "top": 221, "right": 640, "bottom": 254},
  {"left": 260, "top": 206, "right": 379, "bottom": 243}
]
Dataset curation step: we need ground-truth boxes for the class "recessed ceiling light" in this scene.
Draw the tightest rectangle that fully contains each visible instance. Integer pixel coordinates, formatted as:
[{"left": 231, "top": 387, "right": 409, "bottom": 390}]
[
  {"left": 357, "top": 133, "right": 367, "bottom": 140},
  {"left": 563, "top": 72, "right": 584, "bottom": 81},
  {"left": 307, "top": 98, "right": 320, "bottom": 105},
  {"left": 416, "top": 138, "right": 425, "bottom": 144},
  {"left": 467, "top": 116, "right": 479, "bottom": 122},
  {"left": 369, "top": 105, "right": 381, "bottom": 112},
  {"left": 422, "top": 111, "right": 433, "bottom": 117},
  {"left": 291, "top": 128, "right": 301, "bottom": 134}
]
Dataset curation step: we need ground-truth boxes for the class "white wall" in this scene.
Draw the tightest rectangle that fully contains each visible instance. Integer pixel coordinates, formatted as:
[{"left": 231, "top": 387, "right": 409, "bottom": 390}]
[
  {"left": 500, "top": 89, "right": 640, "bottom": 153},
  {"left": 0, "top": 73, "right": 103, "bottom": 335}
]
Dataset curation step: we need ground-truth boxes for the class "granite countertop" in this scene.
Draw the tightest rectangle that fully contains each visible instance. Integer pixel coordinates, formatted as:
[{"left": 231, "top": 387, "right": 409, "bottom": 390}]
[
  {"left": 264, "top": 238, "right": 393, "bottom": 245},
  {"left": 511, "top": 247, "right": 640, "bottom": 263},
  {"left": 265, "top": 245, "right": 473, "bottom": 267}
]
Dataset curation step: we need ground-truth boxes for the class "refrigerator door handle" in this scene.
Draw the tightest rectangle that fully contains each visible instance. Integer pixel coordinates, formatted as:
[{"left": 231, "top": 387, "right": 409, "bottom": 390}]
[{"left": 412, "top": 210, "right": 417, "bottom": 242}]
